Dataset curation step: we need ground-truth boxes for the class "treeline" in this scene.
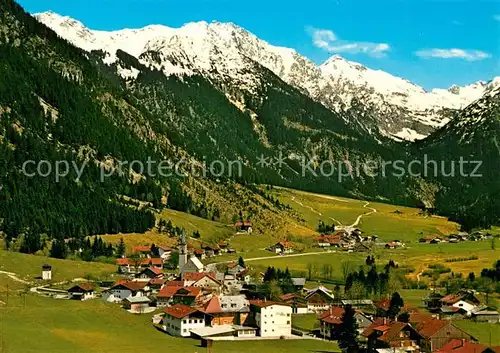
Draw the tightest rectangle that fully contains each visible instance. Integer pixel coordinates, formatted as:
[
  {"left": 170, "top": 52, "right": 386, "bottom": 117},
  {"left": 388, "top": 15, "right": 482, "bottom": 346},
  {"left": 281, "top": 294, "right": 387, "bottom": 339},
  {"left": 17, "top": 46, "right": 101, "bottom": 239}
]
[{"left": 256, "top": 266, "right": 296, "bottom": 299}]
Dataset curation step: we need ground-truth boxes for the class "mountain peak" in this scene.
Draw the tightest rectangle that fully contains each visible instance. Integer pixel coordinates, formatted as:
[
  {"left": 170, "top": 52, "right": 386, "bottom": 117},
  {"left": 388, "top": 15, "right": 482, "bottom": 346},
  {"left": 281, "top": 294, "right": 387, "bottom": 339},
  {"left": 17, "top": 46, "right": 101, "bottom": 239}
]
[{"left": 34, "top": 12, "right": 497, "bottom": 141}]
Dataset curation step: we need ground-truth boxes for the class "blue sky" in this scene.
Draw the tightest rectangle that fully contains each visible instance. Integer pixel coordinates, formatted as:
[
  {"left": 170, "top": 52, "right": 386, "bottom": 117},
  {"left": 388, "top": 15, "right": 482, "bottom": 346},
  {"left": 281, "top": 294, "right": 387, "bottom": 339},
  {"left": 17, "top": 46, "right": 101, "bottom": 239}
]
[{"left": 18, "top": 0, "right": 500, "bottom": 89}]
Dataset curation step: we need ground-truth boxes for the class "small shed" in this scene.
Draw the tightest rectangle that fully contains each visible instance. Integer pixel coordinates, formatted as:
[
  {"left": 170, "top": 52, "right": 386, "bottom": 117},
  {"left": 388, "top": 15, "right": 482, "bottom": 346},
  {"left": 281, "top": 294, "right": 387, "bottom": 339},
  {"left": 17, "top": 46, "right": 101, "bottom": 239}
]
[
  {"left": 123, "top": 296, "right": 151, "bottom": 313},
  {"left": 42, "top": 264, "right": 52, "bottom": 280}
]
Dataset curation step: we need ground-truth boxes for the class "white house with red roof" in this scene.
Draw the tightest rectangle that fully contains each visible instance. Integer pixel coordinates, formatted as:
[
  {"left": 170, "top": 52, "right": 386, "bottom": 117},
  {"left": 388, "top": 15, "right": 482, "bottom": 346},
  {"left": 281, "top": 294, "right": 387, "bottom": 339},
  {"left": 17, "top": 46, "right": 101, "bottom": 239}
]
[
  {"left": 162, "top": 303, "right": 206, "bottom": 337},
  {"left": 249, "top": 300, "right": 292, "bottom": 337}
]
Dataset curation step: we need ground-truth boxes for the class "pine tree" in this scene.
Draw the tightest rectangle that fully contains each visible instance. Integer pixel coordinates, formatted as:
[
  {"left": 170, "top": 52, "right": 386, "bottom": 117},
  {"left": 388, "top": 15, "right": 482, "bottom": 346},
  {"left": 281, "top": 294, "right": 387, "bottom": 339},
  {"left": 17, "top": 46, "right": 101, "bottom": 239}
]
[
  {"left": 388, "top": 292, "right": 404, "bottom": 319},
  {"left": 238, "top": 256, "right": 246, "bottom": 268},
  {"left": 338, "top": 304, "right": 359, "bottom": 353},
  {"left": 116, "top": 238, "right": 126, "bottom": 258}
]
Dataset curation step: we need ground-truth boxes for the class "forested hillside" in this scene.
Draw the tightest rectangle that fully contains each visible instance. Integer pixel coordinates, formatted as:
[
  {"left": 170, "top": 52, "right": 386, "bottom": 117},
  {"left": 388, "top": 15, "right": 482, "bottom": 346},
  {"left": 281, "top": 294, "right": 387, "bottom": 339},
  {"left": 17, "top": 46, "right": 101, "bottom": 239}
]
[{"left": 0, "top": 0, "right": 498, "bottom": 256}]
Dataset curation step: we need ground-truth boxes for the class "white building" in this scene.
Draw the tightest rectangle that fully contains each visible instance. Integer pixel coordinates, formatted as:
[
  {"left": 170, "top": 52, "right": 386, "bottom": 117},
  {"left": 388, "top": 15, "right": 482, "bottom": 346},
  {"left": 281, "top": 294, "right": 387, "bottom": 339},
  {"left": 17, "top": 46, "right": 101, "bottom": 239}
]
[
  {"left": 452, "top": 300, "right": 477, "bottom": 316},
  {"left": 67, "top": 283, "right": 95, "bottom": 301},
  {"left": 42, "top": 264, "right": 52, "bottom": 280},
  {"left": 102, "top": 281, "right": 148, "bottom": 302},
  {"left": 162, "top": 303, "right": 206, "bottom": 337},
  {"left": 249, "top": 300, "right": 292, "bottom": 337}
]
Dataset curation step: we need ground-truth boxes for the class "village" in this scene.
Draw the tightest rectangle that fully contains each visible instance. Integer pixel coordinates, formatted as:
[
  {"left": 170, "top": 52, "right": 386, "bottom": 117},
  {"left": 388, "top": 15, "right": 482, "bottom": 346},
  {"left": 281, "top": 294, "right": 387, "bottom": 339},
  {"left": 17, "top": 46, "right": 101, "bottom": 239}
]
[{"left": 30, "top": 225, "right": 500, "bottom": 353}]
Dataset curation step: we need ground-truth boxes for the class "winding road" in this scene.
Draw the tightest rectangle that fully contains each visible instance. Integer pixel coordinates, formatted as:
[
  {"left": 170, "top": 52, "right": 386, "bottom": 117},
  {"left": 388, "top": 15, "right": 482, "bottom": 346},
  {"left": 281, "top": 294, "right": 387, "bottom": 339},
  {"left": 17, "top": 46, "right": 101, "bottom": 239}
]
[
  {"left": 290, "top": 194, "right": 377, "bottom": 231},
  {"left": 343, "top": 201, "right": 378, "bottom": 232},
  {"left": 0, "top": 270, "right": 31, "bottom": 285},
  {"left": 208, "top": 195, "right": 379, "bottom": 269}
]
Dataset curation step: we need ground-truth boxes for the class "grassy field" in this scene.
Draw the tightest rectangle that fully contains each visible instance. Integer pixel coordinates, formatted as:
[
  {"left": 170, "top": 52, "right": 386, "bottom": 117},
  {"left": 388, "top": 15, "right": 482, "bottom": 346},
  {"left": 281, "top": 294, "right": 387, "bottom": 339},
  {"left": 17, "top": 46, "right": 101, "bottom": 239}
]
[
  {"left": 0, "top": 250, "right": 115, "bottom": 284},
  {"left": 292, "top": 314, "right": 319, "bottom": 332},
  {"left": 0, "top": 295, "right": 339, "bottom": 353},
  {"left": 272, "top": 188, "right": 459, "bottom": 243},
  {"left": 99, "top": 209, "right": 234, "bottom": 251},
  {"left": 247, "top": 241, "right": 498, "bottom": 281},
  {"left": 273, "top": 188, "right": 368, "bottom": 228},
  {"left": 454, "top": 321, "right": 500, "bottom": 346}
]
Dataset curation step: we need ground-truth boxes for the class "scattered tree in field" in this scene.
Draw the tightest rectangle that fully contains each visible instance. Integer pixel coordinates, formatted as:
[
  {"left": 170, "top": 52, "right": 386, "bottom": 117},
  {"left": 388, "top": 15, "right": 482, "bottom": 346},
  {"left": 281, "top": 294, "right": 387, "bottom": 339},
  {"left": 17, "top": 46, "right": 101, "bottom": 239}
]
[
  {"left": 341, "top": 261, "right": 356, "bottom": 282},
  {"left": 116, "top": 238, "right": 126, "bottom": 258},
  {"left": 238, "top": 256, "right": 246, "bottom": 268},
  {"left": 307, "top": 263, "right": 314, "bottom": 280},
  {"left": 468, "top": 272, "right": 476, "bottom": 282},
  {"left": 318, "top": 221, "right": 336, "bottom": 234}
]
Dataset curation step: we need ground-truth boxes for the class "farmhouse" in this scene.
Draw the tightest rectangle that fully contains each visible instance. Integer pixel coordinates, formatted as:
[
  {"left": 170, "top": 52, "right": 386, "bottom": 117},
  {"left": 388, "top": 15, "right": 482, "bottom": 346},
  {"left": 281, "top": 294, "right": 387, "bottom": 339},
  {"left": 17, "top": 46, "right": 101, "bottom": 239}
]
[
  {"left": 227, "top": 263, "right": 246, "bottom": 276},
  {"left": 435, "top": 339, "right": 500, "bottom": 353},
  {"left": 234, "top": 220, "right": 253, "bottom": 234},
  {"left": 193, "top": 249, "right": 206, "bottom": 260},
  {"left": 362, "top": 319, "right": 422, "bottom": 353},
  {"left": 438, "top": 306, "right": 468, "bottom": 320},
  {"left": 116, "top": 258, "right": 134, "bottom": 273},
  {"left": 202, "top": 295, "right": 250, "bottom": 326},
  {"left": 291, "top": 278, "right": 306, "bottom": 291},
  {"left": 279, "top": 293, "right": 308, "bottom": 314},
  {"left": 319, "top": 306, "right": 373, "bottom": 339},
  {"left": 148, "top": 278, "right": 167, "bottom": 292},
  {"left": 103, "top": 281, "right": 149, "bottom": 302},
  {"left": 249, "top": 300, "right": 292, "bottom": 337},
  {"left": 414, "top": 319, "right": 475, "bottom": 352},
  {"left": 305, "top": 286, "right": 335, "bottom": 313},
  {"left": 423, "top": 292, "right": 444, "bottom": 312},
  {"left": 157, "top": 286, "right": 202, "bottom": 307},
  {"left": 162, "top": 304, "right": 206, "bottom": 337},
  {"left": 158, "top": 246, "right": 173, "bottom": 260},
  {"left": 140, "top": 257, "right": 163, "bottom": 269},
  {"left": 202, "top": 244, "right": 221, "bottom": 257},
  {"left": 184, "top": 272, "right": 222, "bottom": 294},
  {"left": 132, "top": 245, "right": 152, "bottom": 256},
  {"left": 385, "top": 241, "right": 405, "bottom": 249},
  {"left": 440, "top": 293, "right": 480, "bottom": 316},
  {"left": 135, "top": 267, "right": 164, "bottom": 280},
  {"left": 375, "top": 298, "right": 412, "bottom": 317},
  {"left": 269, "top": 241, "right": 294, "bottom": 254},
  {"left": 471, "top": 306, "right": 500, "bottom": 323},
  {"left": 67, "top": 283, "right": 96, "bottom": 301}
]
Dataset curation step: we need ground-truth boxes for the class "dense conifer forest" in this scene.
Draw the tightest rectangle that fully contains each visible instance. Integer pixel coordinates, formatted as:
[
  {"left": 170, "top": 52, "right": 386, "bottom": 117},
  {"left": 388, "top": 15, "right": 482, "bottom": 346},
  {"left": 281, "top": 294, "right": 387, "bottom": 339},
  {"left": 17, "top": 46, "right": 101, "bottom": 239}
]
[{"left": 0, "top": 0, "right": 498, "bottom": 256}]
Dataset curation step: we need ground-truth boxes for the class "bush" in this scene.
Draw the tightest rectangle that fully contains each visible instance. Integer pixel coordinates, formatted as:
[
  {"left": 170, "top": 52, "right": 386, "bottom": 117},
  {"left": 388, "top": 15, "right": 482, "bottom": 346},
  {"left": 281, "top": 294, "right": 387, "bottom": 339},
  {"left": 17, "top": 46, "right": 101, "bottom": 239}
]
[{"left": 445, "top": 255, "right": 479, "bottom": 263}]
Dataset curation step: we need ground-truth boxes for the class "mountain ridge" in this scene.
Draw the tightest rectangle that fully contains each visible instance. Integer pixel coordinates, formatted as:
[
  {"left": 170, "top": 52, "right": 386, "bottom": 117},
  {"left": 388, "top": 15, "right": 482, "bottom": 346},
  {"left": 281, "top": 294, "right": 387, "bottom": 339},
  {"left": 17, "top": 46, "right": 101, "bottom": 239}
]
[{"left": 34, "top": 11, "right": 499, "bottom": 141}]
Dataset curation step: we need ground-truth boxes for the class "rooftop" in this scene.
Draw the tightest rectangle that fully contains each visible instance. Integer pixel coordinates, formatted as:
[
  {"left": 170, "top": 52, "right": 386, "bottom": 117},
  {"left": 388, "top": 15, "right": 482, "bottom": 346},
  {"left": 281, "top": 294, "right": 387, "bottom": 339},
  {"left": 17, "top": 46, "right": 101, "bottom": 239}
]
[{"left": 164, "top": 304, "right": 199, "bottom": 319}]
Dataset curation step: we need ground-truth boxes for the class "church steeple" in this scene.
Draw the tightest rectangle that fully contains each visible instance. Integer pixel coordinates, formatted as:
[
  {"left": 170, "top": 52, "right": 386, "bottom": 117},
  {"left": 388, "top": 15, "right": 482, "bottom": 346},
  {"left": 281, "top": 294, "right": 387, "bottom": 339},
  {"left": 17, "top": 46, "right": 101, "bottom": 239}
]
[{"left": 178, "top": 230, "right": 188, "bottom": 274}]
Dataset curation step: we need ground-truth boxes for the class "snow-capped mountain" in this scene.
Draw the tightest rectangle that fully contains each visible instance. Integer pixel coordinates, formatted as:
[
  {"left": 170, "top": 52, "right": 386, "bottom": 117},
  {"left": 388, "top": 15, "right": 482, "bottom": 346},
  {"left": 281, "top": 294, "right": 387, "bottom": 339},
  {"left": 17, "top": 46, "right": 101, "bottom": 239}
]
[
  {"left": 34, "top": 11, "right": 498, "bottom": 141},
  {"left": 429, "top": 77, "right": 500, "bottom": 144}
]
